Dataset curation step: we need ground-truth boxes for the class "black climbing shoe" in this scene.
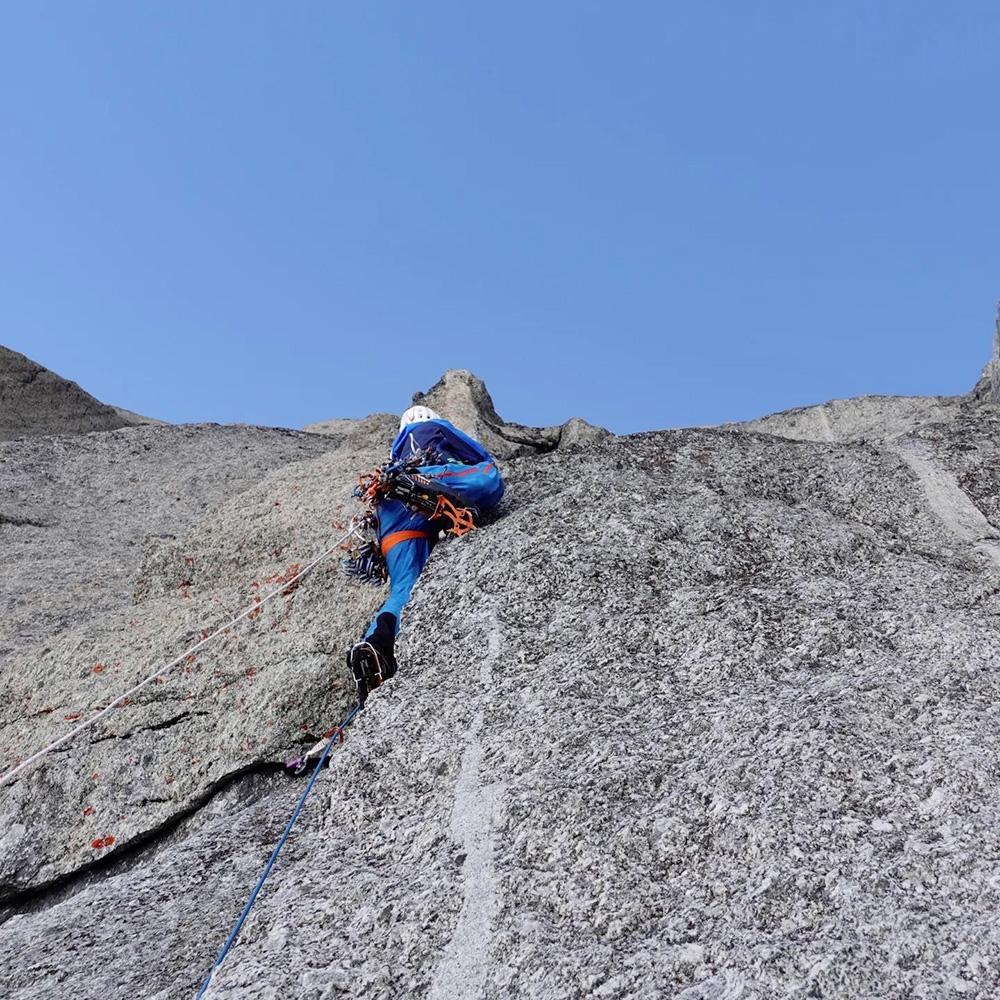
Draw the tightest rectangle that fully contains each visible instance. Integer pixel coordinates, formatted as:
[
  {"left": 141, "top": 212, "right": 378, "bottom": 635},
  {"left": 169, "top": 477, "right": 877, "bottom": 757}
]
[
  {"left": 367, "top": 612, "right": 398, "bottom": 677},
  {"left": 346, "top": 644, "right": 379, "bottom": 710},
  {"left": 347, "top": 612, "right": 397, "bottom": 709}
]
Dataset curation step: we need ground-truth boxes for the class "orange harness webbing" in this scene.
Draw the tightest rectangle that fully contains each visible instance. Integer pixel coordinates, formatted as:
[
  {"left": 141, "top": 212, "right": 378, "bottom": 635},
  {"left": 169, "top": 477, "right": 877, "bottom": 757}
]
[{"left": 380, "top": 529, "right": 433, "bottom": 557}]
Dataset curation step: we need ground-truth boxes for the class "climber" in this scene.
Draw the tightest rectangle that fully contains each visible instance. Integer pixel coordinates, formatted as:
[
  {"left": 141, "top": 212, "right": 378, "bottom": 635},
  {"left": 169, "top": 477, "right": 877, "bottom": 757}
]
[{"left": 345, "top": 405, "right": 504, "bottom": 707}]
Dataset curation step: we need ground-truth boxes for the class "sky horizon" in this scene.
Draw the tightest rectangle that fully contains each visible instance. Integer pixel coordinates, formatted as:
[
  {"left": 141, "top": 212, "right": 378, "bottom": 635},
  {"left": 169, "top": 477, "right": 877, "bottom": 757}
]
[
  {"left": 5, "top": 334, "right": 996, "bottom": 435},
  {"left": 3, "top": 3, "right": 998, "bottom": 435}
]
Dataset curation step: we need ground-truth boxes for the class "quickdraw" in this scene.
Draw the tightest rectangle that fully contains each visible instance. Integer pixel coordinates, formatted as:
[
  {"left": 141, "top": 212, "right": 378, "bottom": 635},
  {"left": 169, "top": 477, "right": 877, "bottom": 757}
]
[{"left": 340, "top": 516, "right": 386, "bottom": 586}]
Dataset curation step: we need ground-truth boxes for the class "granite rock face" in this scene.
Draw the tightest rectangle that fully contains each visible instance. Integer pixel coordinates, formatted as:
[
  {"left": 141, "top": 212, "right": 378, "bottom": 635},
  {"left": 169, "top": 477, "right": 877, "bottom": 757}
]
[
  {"left": 1, "top": 363, "right": 998, "bottom": 1000},
  {"left": 0, "top": 423, "right": 347, "bottom": 653},
  {"left": 0, "top": 346, "right": 148, "bottom": 440}
]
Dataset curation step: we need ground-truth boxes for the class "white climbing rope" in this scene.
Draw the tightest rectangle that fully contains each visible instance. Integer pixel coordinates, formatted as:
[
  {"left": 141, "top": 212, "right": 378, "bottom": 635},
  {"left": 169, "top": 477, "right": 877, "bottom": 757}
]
[{"left": 0, "top": 525, "right": 359, "bottom": 787}]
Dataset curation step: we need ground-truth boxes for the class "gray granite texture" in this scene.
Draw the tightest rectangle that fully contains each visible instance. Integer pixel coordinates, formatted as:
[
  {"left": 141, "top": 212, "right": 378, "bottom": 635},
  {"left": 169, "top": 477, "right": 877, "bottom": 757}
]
[
  {"left": 1, "top": 361, "right": 999, "bottom": 1000},
  {"left": 733, "top": 360, "right": 995, "bottom": 449}
]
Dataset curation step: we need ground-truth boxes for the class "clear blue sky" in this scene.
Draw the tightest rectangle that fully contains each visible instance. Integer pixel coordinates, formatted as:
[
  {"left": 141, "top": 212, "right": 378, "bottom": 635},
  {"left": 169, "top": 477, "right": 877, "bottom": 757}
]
[{"left": 2, "top": 2, "right": 997, "bottom": 435}]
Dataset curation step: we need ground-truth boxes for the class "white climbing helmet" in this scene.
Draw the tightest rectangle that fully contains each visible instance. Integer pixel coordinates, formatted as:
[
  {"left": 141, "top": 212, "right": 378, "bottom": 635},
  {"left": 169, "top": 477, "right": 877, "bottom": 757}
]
[{"left": 399, "top": 405, "right": 440, "bottom": 432}]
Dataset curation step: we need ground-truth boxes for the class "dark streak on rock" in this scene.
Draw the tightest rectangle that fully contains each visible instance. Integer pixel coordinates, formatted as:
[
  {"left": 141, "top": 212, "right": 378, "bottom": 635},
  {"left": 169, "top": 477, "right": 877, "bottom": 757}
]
[
  {"left": 0, "top": 513, "right": 48, "bottom": 529},
  {"left": 88, "top": 711, "right": 212, "bottom": 743},
  {"left": 0, "top": 761, "right": 285, "bottom": 918}
]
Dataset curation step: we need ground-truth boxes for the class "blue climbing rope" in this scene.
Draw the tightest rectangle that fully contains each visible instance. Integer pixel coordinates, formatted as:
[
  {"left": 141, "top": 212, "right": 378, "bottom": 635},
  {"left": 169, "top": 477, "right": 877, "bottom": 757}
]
[{"left": 195, "top": 702, "right": 361, "bottom": 998}]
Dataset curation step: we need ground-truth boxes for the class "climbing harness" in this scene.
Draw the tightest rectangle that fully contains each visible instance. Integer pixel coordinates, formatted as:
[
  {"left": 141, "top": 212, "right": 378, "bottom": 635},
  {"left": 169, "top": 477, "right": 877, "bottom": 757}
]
[
  {"left": 0, "top": 524, "right": 361, "bottom": 787},
  {"left": 353, "top": 456, "right": 480, "bottom": 537},
  {"left": 340, "top": 456, "right": 479, "bottom": 587},
  {"left": 385, "top": 477, "right": 479, "bottom": 536},
  {"left": 196, "top": 702, "right": 360, "bottom": 998}
]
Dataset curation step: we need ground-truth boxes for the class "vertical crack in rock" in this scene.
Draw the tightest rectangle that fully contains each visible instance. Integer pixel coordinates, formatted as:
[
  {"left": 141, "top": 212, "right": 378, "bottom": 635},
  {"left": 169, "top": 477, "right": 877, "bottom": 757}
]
[
  {"left": 893, "top": 439, "right": 1000, "bottom": 571},
  {"left": 428, "top": 630, "right": 504, "bottom": 1000}
]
